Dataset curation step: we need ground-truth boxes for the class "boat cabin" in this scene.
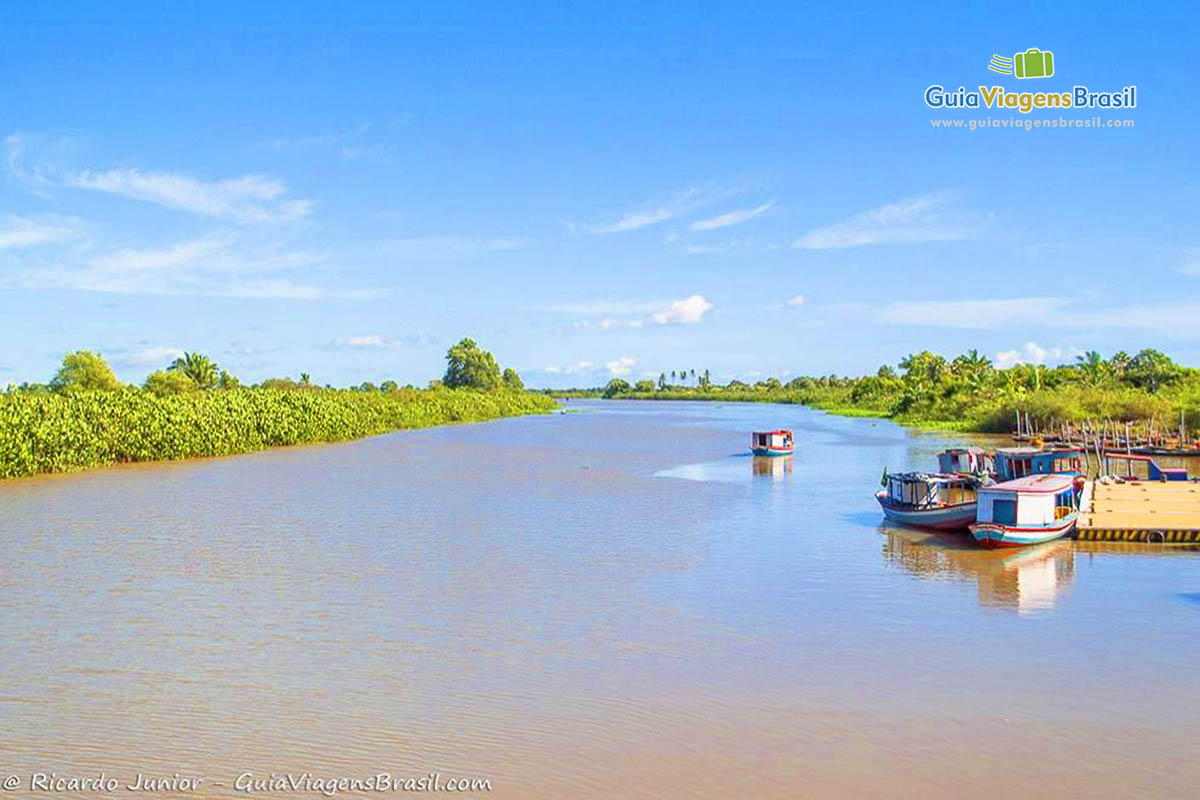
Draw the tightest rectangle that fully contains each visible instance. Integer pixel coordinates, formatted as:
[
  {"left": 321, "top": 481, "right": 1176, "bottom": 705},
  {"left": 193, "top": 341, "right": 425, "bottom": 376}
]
[
  {"left": 885, "top": 472, "right": 978, "bottom": 509},
  {"left": 750, "top": 429, "right": 794, "bottom": 454},
  {"left": 937, "top": 446, "right": 992, "bottom": 475},
  {"left": 976, "top": 474, "right": 1078, "bottom": 527},
  {"left": 1101, "top": 452, "right": 1188, "bottom": 482},
  {"left": 995, "top": 447, "right": 1085, "bottom": 482}
]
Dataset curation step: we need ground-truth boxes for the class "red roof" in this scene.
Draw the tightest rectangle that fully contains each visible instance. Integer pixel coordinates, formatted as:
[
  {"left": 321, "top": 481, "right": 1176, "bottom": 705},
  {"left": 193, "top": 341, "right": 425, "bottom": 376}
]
[{"left": 984, "top": 474, "right": 1076, "bottom": 494}]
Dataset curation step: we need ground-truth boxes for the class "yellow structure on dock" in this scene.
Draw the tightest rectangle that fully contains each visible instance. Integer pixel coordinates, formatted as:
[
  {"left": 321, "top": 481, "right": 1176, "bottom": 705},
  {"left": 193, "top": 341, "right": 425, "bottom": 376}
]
[{"left": 1075, "top": 479, "right": 1200, "bottom": 543}]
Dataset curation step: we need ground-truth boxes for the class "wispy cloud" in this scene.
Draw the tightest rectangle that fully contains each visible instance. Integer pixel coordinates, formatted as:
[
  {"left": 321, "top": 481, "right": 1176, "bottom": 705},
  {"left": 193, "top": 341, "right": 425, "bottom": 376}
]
[
  {"left": 875, "top": 297, "right": 1065, "bottom": 329},
  {"left": 19, "top": 235, "right": 375, "bottom": 299},
  {"left": 994, "top": 342, "right": 1082, "bottom": 368},
  {"left": 64, "top": 168, "right": 313, "bottom": 224},
  {"left": 569, "top": 188, "right": 703, "bottom": 234},
  {"left": 795, "top": 191, "right": 983, "bottom": 249},
  {"left": 110, "top": 346, "right": 185, "bottom": 367},
  {"left": 784, "top": 294, "right": 806, "bottom": 308},
  {"left": 0, "top": 215, "right": 78, "bottom": 249},
  {"left": 1179, "top": 248, "right": 1200, "bottom": 276},
  {"left": 554, "top": 294, "right": 714, "bottom": 329},
  {"left": 689, "top": 200, "right": 774, "bottom": 232},
  {"left": 383, "top": 235, "right": 527, "bottom": 257}
]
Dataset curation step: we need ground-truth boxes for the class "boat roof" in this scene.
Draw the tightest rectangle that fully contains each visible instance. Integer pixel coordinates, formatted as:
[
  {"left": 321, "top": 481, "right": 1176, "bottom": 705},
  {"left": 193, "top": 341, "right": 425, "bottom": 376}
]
[
  {"left": 888, "top": 471, "right": 974, "bottom": 485},
  {"left": 752, "top": 429, "right": 791, "bottom": 435},
  {"left": 983, "top": 474, "right": 1076, "bottom": 494},
  {"left": 940, "top": 446, "right": 986, "bottom": 454},
  {"left": 996, "top": 446, "right": 1084, "bottom": 457}
]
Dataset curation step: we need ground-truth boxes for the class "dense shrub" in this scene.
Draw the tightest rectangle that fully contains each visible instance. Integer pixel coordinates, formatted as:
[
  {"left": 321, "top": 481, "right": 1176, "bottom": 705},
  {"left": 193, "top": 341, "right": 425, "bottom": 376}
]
[{"left": 0, "top": 387, "right": 557, "bottom": 479}]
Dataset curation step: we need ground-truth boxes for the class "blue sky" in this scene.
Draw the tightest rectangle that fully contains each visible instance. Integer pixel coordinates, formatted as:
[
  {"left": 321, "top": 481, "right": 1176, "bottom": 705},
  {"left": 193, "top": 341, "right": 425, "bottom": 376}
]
[{"left": 2, "top": 1, "right": 1197, "bottom": 388}]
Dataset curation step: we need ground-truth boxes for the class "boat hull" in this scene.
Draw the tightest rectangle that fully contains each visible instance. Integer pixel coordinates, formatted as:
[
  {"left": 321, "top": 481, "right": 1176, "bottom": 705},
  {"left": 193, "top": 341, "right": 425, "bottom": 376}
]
[
  {"left": 969, "top": 516, "right": 1077, "bottom": 549},
  {"left": 875, "top": 491, "right": 978, "bottom": 531},
  {"left": 751, "top": 446, "right": 794, "bottom": 457}
]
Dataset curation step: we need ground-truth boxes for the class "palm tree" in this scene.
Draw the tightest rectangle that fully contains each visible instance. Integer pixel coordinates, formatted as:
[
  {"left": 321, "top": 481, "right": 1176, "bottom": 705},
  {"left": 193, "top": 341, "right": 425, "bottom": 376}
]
[
  {"left": 300, "top": 372, "right": 312, "bottom": 386},
  {"left": 1075, "top": 351, "right": 1106, "bottom": 387},
  {"left": 670, "top": 370, "right": 677, "bottom": 385},
  {"left": 168, "top": 352, "right": 219, "bottom": 389}
]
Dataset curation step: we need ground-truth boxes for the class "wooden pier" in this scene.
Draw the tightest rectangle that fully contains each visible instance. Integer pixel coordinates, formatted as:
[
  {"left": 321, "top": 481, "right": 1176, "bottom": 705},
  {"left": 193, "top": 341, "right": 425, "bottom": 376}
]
[{"left": 1075, "top": 479, "right": 1200, "bottom": 543}]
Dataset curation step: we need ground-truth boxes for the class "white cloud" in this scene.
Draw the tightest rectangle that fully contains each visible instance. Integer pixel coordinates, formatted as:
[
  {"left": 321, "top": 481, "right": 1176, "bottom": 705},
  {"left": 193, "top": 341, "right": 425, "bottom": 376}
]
[
  {"left": 339, "top": 334, "right": 395, "bottom": 348},
  {"left": 785, "top": 294, "right": 806, "bottom": 308},
  {"left": 606, "top": 356, "right": 637, "bottom": 376},
  {"left": 64, "top": 168, "right": 313, "bottom": 224},
  {"left": 875, "top": 297, "right": 1065, "bottom": 329},
  {"left": 0, "top": 215, "right": 77, "bottom": 249},
  {"left": 555, "top": 294, "right": 714, "bottom": 329},
  {"left": 689, "top": 200, "right": 774, "bottom": 231},
  {"left": 794, "top": 191, "right": 982, "bottom": 249},
  {"left": 994, "top": 342, "right": 1066, "bottom": 368},
  {"left": 112, "top": 347, "right": 185, "bottom": 367},
  {"left": 648, "top": 294, "right": 713, "bottom": 325},
  {"left": 571, "top": 188, "right": 702, "bottom": 234}
]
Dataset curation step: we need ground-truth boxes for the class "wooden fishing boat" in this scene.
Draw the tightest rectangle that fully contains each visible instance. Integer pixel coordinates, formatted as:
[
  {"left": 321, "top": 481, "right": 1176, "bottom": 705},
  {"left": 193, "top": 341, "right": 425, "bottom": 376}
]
[
  {"left": 937, "top": 446, "right": 993, "bottom": 476},
  {"left": 970, "top": 474, "right": 1080, "bottom": 549},
  {"left": 750, "top": 429, "right": 794, "bottom": 456},
  {"left": 994, "top": 446, "right": 1085, "bottom": 482},
  {"left": 876, "top": 471, "right": 982, "bottom": 531}
]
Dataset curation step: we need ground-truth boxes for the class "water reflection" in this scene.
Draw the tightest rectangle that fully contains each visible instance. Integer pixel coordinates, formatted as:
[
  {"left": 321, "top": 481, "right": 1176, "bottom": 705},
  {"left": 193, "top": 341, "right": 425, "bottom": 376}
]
[
  {"left": 882, "top": 528, "right": 1074, "bottom": 613},
  {"left": 752, "top": 455, "right": 793, "bottom": 482}
]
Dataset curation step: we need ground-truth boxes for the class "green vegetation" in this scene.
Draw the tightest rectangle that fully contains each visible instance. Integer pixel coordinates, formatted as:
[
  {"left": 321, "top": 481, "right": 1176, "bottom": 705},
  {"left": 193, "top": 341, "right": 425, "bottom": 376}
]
[
  {"left": 558, "top": 349, "right": 1200, "bottom": 433},
  {"left": 0, "top": 342, "right": 554, "bottom": 479},
  {"left": 444, "top": 337, "right": 502, "bottom": 389}
]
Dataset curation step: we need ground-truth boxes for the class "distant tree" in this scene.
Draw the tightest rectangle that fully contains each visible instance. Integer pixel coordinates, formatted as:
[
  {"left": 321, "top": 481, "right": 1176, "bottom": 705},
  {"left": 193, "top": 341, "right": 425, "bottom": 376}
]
[
  {"left": 169, "top": 352, "right": 220, "bottom": 390},
  {"left": 670, "top": 370, "right": 677, "bottom": 385},
  {"left": 690, "top": 368, "right": 696, "bottom": 384},
  {"left": 634, "top": 379, "right": 655, "bottom": 392},
  {"left": 603, "top": 378, "right": 632, "bottom": 398},
  {"left": 50, "top": 350, "right": 121, "bottom": 393},
  {"left": 501, "top": 368, "right": 525, "bottom": 390},
  {"left": 428, "top": 379, "right": 445, "bottom": 390},
  {"left": 876, "top": 365, "right": 897, "bottom": 379},
  {"left": 1107, "top": 351, "right": 1132, "bottom": 382},
  {"left": 218, "top": 370, "right": 241, "bottom": 389},
  {"left": 443, "top": 338, "right": 502, "bottom": 389},
  {"left": 658, "top": 372, "right": 667, "bottom": 390},
  {"left": 380, "top": 380, "right": 398, "bottom": 391},
  {"left": 679, "top": 368, "right": 687, "bottom": 385},
  {"left": 359, "top": 381, "right": 378, "bottom": 392},
  {"left": 1128, "top": 349, "right": 1179, "bottom": 393},
  {"left": 144, "top": 369, "right": 197, "bottom": 397},
  {"left": 727, "top": 379, "right": 749, "bottom": 390},
  {"left": 762, "top": 377, "right": 782, "bottom": 391},
  {"left": 701, "top": 369, "right": 712, "bottom": 389},
  {"left": 259, "top": 377, "right": 298, "bottom": 390},
  {"left": 300, "top": 372, "right": 312, "bottom": 386}
]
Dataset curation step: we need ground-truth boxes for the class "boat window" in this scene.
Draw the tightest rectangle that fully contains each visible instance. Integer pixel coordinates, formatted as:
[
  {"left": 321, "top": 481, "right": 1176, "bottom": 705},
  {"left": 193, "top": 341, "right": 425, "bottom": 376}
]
[{"left": 992, "top": 498, "right": 1017, "bottom": 525}]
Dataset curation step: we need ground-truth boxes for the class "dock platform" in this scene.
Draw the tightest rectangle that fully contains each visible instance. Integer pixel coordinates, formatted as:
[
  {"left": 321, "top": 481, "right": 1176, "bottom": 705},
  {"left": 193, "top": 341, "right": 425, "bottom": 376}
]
[{"left": 1075, "top": 479, "right": 1200, "bottom": 543}]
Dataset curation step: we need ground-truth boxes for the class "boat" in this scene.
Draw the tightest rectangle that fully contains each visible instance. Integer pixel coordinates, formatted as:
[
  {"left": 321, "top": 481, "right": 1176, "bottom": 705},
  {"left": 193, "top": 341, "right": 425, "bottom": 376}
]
[
  {"left": 750, "top": 429, "right": 794, "bottom": 456},
  {"left": 937, "top": 446, "right": 993, "bottom": 477},
  {"left": 876, "top": 471, "right": 983, "bottom": 531},
  {"left": 994, "top": 446, "right": 1086, "bottom": 481},
  {"left": 969, "top": 474, "right": 1080, "bottom": 549}
]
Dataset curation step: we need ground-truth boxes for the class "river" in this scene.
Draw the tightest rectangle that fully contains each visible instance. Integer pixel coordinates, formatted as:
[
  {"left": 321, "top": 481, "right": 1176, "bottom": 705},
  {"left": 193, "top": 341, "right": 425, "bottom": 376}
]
[{"left": 2, "top": 400, "right": 1198, "bottom": 798}]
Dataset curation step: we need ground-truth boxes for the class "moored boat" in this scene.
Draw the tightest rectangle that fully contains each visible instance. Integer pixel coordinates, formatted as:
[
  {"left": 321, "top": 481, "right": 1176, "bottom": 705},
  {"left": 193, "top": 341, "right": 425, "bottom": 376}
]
[
  {"left": 876, "top": 471, "right": 982, "bottom": 531},
  {"left": 969, "top": 474, "right": 1080, "bottom": 549},
  {"left": 994, "top": 446, "right": 1085, "bottom": 481},
  {"left": 750, "top": 429, "right": 794, "bottom": 456}
]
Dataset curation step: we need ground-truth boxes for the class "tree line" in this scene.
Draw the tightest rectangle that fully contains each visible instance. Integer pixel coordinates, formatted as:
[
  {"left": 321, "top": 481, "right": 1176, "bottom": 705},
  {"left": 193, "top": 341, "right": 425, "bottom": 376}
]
[{"left": 12, "top": 337, "right": 526, "bottom": 397}]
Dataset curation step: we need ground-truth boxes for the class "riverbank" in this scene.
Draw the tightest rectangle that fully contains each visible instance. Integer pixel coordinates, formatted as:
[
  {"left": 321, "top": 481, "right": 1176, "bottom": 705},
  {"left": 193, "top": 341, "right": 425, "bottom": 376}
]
[
  {"left": 552, "top": 350, "right": 1200, "bottom": 435},
  {"left": 0, "top": 387, "right": 558, "bottom": 479}
]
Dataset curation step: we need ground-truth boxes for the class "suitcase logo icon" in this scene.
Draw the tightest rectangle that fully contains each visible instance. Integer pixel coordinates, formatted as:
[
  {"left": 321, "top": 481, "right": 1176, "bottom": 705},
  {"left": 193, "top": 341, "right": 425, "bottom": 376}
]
[{"left": 988, "top": 48, "right": 1055, "bottom": 79}]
